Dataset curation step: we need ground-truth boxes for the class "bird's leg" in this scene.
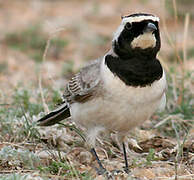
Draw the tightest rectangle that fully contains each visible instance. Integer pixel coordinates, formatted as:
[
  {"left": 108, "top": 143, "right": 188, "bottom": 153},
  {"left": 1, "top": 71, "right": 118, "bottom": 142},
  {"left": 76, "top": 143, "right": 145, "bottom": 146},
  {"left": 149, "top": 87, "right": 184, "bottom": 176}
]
[
  {"left": 122, "top": 142, "right": 129, "bottom": 174},
  {"left": 90, "top": 148, "right": 106, "bottom": 175}
]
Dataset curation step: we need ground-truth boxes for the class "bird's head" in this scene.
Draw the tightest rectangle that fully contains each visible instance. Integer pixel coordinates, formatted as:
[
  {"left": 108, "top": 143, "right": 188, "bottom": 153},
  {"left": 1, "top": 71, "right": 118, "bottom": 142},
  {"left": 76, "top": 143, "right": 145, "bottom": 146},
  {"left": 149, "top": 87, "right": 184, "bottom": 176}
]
[{"left": 113, "top": 13, "right": 161, "bottom": 59}]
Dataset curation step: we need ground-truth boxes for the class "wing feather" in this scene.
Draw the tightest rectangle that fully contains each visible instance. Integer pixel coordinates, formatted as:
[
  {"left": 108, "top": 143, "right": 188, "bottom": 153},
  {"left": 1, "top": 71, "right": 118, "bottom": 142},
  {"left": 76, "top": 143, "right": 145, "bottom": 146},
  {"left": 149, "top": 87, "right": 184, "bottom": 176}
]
[
  {"left": 37, "top": 58, "right": 102, "bottom": 126},
  {"left": 63, "top": 59, "right": 101, "bottom": 103}
]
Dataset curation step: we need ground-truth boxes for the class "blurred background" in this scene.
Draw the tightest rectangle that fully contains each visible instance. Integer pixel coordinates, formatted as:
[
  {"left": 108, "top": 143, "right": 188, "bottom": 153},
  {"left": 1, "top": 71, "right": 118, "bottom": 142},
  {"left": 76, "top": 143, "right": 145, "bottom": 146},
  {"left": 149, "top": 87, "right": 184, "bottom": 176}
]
[
  {"left": 0, "top": 0, "right": 193, "bottom": 92},
  {"left": 0, "top": 0, "right": 193, "bottom": 179}
]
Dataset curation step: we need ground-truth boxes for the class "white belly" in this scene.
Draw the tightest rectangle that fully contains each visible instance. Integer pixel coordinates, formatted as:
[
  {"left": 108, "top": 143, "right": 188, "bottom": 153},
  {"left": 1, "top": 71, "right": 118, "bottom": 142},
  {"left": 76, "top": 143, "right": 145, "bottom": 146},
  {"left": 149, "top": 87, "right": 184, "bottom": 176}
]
[{"left": 70, "top": 61, "right": 167, "bottom": 134}]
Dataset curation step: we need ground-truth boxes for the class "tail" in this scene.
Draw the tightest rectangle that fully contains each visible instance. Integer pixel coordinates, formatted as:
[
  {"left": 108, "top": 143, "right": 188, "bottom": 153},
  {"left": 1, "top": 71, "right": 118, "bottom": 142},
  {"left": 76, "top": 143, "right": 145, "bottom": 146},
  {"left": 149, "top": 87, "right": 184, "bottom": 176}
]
[{"left": 37, "top": 104, "right": 70, "bottom": 126}]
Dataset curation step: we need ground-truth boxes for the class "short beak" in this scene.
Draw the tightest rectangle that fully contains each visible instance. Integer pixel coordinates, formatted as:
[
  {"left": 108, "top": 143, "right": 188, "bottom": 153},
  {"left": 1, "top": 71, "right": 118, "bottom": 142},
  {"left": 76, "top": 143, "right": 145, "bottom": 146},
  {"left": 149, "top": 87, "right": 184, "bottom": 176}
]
[{"left": 144, "top": 23, "right": 157, "bottom": 33}]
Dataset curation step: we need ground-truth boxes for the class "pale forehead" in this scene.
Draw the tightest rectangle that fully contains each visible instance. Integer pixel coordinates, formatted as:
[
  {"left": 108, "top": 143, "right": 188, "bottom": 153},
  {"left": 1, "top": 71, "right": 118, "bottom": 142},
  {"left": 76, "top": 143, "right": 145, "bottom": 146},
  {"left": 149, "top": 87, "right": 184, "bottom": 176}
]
[{"left": 122, "top": 15, "right": 159, "bottom": 24}]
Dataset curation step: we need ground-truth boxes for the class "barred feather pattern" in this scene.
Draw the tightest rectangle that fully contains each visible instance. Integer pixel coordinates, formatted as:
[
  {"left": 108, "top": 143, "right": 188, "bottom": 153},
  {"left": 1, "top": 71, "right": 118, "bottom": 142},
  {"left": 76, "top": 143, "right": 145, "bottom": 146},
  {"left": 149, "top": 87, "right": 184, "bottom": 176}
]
[
  {"left": 68, "top": 73, "right": 82, "bottom": 94},
  {"left": 62, "top": 59, "right": 101, "bottom": 103}
]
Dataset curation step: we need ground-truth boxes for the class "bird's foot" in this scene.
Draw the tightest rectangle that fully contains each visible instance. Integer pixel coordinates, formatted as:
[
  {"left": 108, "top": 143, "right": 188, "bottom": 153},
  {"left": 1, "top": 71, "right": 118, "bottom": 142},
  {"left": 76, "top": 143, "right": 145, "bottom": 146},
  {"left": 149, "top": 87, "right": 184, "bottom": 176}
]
[
  {"left": 95, "top": 166, "right": 107, "bottom": 175},
  {"left": 123, "top": 166, "right": 130, "bottom": 174},
  {"left": 110, "top": 169, "right": 123, "bottom": 175},
  {"left": 95, "top": 167, "right": 114, "bottom": 179},
  {"left": 106, "top": 169, "right": 125, "bottom": 179},
  {"left": 95, "top": 168, "right": 123, "bottom": 179}
]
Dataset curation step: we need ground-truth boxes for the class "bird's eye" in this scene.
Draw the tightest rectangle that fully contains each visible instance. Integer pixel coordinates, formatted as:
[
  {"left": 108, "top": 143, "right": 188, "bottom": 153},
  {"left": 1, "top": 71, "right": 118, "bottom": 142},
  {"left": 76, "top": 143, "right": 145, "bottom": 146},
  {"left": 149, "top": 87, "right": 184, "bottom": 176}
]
[{"left": 125, "top": 22, "right": 132, "bottom": 30}]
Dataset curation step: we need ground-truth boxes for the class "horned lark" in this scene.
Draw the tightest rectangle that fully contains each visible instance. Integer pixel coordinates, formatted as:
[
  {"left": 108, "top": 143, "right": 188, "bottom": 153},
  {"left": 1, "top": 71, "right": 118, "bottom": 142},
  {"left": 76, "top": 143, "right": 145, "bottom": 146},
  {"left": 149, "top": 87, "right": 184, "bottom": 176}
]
[{"left": 37, "top": 13, "right": 167, "bottom": 175}]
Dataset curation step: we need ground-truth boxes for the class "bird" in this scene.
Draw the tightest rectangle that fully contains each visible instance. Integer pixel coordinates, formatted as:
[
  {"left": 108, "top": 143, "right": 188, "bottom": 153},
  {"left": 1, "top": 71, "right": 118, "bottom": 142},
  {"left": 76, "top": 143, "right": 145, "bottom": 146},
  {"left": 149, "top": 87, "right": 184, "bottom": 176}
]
[{"left": 37, "top": 13, "right": 167, "bottom": 175}]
